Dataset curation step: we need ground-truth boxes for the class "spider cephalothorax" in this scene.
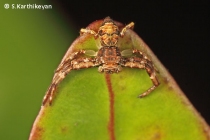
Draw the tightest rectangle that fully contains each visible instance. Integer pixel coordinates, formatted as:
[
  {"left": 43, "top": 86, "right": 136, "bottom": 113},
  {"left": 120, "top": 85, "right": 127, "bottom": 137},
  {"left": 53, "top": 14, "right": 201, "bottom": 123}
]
[
  {"left": 42, "top": 17, "right": 159, "bottom": 105},
  {"left": 98, "top": 17, "right": 120, "bottom": 46}
]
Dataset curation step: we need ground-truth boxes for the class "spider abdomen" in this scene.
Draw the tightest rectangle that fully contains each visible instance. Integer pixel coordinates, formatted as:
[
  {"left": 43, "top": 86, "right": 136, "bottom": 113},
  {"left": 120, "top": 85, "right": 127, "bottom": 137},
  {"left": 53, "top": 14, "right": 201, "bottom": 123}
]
[{"left": 96, "top": 46, "right": 122, "bottom": 73}]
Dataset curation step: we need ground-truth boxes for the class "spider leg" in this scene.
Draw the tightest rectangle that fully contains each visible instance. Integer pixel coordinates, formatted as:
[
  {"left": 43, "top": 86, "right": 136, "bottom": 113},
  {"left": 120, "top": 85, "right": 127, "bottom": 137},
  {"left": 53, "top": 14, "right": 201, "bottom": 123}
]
[
  {"left": 139, "top": 63, "right": 159, "bottom": 98},
  {"left": 42, "top": 64, "right": 72, "bottom": 106},
  {"left": 120, "top": 22, "right": 135, "bottom": 37},
  {"left": 122, "top": 49, "right": 159, "bottom": 98},
  {"left": 42, "top": 83, "right": 57, "bottom": 105},
  {"left": 56, "top": 50, "right": 85, "bottom": 73},
  {"left": 80, "top": 28, "right": 98, "bottom": 38},
  {"left": 42, "top": 51, "right": 96, "bottom": 106}
]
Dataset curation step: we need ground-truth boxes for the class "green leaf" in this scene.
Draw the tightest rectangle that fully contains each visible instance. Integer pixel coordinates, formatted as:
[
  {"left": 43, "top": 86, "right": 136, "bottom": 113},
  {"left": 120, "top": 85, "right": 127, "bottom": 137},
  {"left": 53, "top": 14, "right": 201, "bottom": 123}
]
[{"left": 29, "top": 19, "right": 210, "bottom": 140}]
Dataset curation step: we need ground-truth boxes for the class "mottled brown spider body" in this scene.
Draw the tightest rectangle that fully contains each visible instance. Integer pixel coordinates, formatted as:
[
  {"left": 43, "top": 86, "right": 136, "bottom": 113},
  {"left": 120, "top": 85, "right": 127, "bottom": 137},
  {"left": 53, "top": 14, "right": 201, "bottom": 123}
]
[
  {"left": 98, "top": 18, "right": 119, "bottom": 46},
  {"left": 96, "top": 46, "right": 122, "bottom": 73},
  {"left": 42, "top": 17, "right": 159, "bottom": 105}
]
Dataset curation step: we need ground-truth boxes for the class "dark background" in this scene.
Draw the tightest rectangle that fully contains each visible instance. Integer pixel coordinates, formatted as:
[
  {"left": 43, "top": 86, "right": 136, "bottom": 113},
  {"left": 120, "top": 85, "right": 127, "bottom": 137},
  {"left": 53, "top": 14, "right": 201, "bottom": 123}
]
[{"left": 52, "top": 0, "right": 210, "bottom": 124}]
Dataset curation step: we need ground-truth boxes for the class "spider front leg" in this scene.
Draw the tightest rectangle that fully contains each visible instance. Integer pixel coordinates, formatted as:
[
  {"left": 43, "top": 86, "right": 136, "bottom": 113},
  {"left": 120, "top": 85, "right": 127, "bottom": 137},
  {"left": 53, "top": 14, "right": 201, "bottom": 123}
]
[
  {"left": 123, "top": 49, "right": 159, "bottom": 98},
  {"left": 80, "top": 28, "right": 98, "bottom": 38},
  {"left": 120, "top": 22, "right": 135, "bottom": 37},
  {"left": 42, "top": 51, "right": 96, "bottom": 106}
]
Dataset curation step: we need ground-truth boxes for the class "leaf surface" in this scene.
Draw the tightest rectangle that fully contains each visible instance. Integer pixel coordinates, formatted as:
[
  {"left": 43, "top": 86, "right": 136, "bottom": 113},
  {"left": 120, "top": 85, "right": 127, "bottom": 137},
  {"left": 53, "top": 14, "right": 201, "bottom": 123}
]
[{"left": 29, "top": 19, "right": 210, "bottom": 140}]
